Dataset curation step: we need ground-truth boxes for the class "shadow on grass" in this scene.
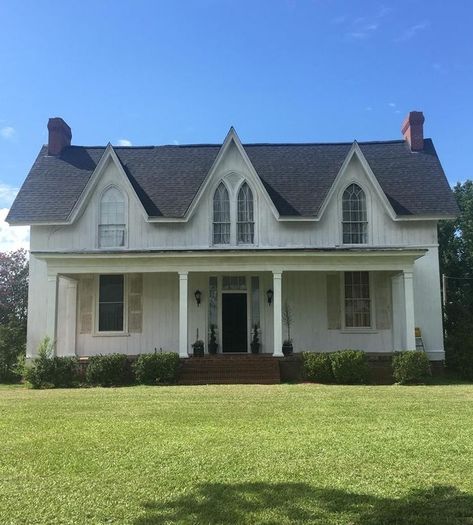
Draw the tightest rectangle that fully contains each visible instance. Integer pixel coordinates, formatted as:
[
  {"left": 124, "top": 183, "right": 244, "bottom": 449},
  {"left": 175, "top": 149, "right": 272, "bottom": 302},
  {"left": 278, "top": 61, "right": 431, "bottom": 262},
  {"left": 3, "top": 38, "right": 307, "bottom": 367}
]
[{"left": 134, "top": 482, "right": 473, "bottom": 524}]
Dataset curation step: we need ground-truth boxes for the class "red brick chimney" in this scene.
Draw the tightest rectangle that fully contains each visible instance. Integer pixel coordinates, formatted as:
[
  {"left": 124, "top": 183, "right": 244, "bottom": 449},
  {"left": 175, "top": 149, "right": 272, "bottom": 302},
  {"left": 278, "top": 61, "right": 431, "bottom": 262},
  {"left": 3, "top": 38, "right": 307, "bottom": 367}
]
[
  {"left": 47, "top": 117, "right": 72, "bottom": 155},
  {"left": 401, "top": 111, "right": 425, "bottom": 151}
]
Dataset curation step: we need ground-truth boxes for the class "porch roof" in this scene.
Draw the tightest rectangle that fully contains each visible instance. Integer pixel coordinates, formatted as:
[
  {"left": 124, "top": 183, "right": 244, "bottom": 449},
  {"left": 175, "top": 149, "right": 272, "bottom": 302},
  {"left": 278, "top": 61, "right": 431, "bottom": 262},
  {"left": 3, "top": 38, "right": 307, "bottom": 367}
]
[{"left": 34, "top": 247, "right": 426, "bottom": 275}]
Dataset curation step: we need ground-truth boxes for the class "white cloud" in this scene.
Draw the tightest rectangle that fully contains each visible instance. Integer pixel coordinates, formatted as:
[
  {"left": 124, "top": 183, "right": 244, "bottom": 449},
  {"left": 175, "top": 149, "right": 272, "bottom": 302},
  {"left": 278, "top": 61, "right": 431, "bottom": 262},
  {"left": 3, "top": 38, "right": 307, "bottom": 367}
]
[
  {"left": 396, "top": 21, "right": 429, "bottom": 42},
  {"left": 172, "top": 139, "right": 180, "bottom": 145},
  {"left": 365, "top": 106, "right": 373, "bottom": 111},
  {"left": 117, "top": 139, "right": 132, "bottom": 146},
  {"left": 0, "top": 183, "right": 19, "bottom": 207},
  {"left": 388, "top": 102, "right": 396, "bottom": 107},
  {"left": 0, "top": 126, "right": 15, "bottom": 139},
  {"left": 0, "top": 208, "right": 30, "bottom": 252}
]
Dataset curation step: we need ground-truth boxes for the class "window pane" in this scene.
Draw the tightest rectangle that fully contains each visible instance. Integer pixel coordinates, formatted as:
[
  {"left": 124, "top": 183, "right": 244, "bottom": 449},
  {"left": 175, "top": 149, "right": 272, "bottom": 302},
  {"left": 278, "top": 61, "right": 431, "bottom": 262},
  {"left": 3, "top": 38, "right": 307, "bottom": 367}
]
[
  {"left": 251, "top": 276, "right": 260, "bottom": 328},
  {"left": 344, "top": 271, "right": 370, "bottom": 328},
  {"left": 213, "top": 183, "right": 230, "bottom": 244},
  {"left": 237, "top": 183, "right": 254, "bottom": 244},
  {"left": 208, "top": 277, "right": 218, "bottom": 327},
  {"left": 99, "top": 187, "right": 126, "bottom": 248},
  {"left": 99, "top": 275, "right": 124, "bottom": 331},
  {"left": 342, "top": 184, "right": 367, "bottom": 244}
]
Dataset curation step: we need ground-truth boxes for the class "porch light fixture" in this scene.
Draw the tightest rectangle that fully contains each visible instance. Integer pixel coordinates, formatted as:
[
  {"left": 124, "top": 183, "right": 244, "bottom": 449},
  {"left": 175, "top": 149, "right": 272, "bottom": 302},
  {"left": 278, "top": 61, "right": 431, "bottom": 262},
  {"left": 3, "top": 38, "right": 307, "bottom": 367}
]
[
  {"left": 194, "top": 289, "right": 202, "bottom": 306},
  {"left": 266, "top": 289, "right": 273, "bottom": 305}
]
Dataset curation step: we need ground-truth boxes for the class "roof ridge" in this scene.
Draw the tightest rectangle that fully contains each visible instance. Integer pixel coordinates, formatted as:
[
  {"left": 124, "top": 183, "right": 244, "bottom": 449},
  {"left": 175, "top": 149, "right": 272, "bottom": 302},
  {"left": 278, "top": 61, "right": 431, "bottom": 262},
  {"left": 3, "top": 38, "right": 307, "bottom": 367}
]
[{"left": 60, "top": 139, "right": 413, "bottom": 150}]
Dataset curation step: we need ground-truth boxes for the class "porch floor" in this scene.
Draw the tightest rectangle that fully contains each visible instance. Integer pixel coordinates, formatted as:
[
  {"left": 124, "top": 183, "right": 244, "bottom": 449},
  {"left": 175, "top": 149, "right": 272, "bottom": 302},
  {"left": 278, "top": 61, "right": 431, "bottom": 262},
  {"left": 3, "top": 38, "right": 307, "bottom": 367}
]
[{"left": 178, "top": 354, "right": 281, "bottom": 385}]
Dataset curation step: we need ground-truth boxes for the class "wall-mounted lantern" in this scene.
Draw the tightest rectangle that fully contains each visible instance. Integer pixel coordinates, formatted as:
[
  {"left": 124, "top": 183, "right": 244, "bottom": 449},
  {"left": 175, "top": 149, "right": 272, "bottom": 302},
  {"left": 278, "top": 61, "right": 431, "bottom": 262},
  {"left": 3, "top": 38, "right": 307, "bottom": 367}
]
[
  {"left": 194, "top": 289, "right": 202, "bottom": 306},
  {"left": 266, "top": 289, "right": 273, "bottom": 305}
]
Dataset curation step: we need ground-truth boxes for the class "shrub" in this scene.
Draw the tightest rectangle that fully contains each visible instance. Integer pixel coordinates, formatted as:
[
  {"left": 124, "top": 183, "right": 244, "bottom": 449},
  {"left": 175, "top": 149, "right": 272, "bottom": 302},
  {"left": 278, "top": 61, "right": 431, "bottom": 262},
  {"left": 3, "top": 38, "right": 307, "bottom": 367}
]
[
  {"left": 85, "top": 353, "right": 131, "bottom": 387},
  {"left": 302, "top": 352, "right": 334, "bottom": 383},
  {"left": 329, "top": 350, "right": 370, "bottom": 384},
  {"left": 133, "top": 351, "right": 180, "bottom": 385},
  {"left": 392, "top": 351, "right": 431, "bottom": 384},
  {"left": 25, "top": 337, "right": 78, "bottom": 388}
]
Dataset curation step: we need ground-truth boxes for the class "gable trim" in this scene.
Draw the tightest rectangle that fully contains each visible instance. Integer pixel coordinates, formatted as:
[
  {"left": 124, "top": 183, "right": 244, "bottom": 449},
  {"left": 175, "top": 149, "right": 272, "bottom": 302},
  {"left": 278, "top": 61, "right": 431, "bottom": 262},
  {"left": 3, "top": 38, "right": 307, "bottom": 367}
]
[{"left": 66, "top": 144, "right": 149, "bottom": 225}]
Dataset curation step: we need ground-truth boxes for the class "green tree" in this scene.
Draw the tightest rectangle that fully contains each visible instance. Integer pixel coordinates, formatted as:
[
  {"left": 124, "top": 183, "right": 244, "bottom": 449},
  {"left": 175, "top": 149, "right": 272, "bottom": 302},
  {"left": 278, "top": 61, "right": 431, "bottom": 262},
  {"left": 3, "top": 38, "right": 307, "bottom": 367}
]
[
  {"left": 0, "top": 249, "right": 28, "bottom": 382},
  {"left": 438, "top": 181, "right": 473, "bottom": 377}
]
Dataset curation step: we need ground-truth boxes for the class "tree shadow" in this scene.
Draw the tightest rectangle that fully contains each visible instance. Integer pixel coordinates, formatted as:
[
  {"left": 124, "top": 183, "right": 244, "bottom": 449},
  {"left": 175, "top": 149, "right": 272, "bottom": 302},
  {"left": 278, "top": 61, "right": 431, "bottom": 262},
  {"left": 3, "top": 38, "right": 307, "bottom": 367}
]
[{"left": 134, "top": 482, "right": 473, "bottom": 524}]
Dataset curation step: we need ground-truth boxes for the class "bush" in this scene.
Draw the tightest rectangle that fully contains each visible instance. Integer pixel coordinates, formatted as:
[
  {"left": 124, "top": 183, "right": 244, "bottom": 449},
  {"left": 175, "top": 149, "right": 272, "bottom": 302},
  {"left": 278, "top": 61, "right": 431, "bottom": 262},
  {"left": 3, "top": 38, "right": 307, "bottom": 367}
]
[
  {"left": 133, "top": 351, "right": 180, "bottom": 385},
  {"left": 302, "top": 352, "right": 334, "bottom": 383},
  {"left": 85, "top": 353, "right": 131, "bottom": 386},
  {"left": 0, "top": 322, "right": 26, "bottom": 383},
  {"left": 392, "top": 351, "right": 431, "bottom": 384},
  {"left": 25, "top": 337, "right": 78, "bottom": 388},
  {"left": 329, "top": 350, "right": 370, "bottom": 384},
  {"left": 445, "top": 329, "right": 473, "bottom": 380}
]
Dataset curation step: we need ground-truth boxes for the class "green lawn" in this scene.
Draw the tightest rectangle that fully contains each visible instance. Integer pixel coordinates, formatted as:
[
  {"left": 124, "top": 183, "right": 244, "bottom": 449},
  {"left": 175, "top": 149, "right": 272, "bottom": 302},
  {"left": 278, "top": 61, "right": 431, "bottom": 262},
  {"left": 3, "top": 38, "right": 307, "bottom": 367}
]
[{"left": 1, "top": 384, "right": 473, "bottom": 525}]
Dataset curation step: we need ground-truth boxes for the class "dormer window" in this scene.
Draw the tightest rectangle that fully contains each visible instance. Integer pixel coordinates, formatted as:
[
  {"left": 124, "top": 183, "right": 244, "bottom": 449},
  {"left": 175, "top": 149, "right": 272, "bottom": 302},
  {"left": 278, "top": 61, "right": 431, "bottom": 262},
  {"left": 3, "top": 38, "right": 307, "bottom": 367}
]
[
  {"left": 342, "top": 183, "right": 367, "bottom": 244},
  {"left": 237, "top": 182, "right": 254, "bottom": 244},
  {"left": 213, "top": 182, "right": 230, "bottom": 244},
  {"left": 99, "top": 187, "right": 126, "bottom": 248}
]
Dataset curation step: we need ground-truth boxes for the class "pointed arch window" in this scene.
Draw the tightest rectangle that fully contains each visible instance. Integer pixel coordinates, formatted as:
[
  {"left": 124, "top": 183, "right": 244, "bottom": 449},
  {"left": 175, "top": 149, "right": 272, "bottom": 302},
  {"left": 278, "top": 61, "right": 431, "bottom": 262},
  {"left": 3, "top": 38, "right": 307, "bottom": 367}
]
[
  {"left": 237, "top": 183, "right": 254, "bottom": 244},
  {"left": 213, "top": 183, "right": 230, "bottom": 244},
  {"left": 342, "top": 184, "right": 367, "bottom": 244},
  {"left": 99, "top": 187, "right": 126, "bottom": 248}
]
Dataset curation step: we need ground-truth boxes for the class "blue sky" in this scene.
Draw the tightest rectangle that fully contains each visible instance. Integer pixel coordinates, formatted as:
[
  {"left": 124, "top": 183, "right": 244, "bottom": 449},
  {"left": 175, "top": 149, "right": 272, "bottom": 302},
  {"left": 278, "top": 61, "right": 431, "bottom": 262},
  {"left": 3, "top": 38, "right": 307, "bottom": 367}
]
[{"left": 0, "top": 0, "right": 472, "bottom": 250}]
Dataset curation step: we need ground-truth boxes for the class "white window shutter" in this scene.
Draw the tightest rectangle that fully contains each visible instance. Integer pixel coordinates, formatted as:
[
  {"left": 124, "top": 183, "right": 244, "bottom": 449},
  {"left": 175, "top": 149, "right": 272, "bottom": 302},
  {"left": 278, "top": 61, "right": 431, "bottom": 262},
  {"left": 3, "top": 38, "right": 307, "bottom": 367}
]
[
  {"left": 128, "top": 274, "right": 143, "bottom": 333},
  {"left": 326, "top": 274, "right": 341, "bottom": 330},
  {"left": 374, "top": 272, "right": 392, "bottom": 330},
  {"left": 79, "top": 277, "right": 94, "bottom": 334}
]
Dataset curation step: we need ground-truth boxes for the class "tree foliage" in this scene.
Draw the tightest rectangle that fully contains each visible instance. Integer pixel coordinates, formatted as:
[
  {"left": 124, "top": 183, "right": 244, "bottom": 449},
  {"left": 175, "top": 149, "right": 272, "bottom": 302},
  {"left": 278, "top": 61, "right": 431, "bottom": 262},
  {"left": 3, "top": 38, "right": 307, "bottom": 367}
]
[
  {"left": 438, "top": 181, "right": 473, "bottom": 377},
  {"left": 0, "top": 249, "right": 28, "bottom": 382}
]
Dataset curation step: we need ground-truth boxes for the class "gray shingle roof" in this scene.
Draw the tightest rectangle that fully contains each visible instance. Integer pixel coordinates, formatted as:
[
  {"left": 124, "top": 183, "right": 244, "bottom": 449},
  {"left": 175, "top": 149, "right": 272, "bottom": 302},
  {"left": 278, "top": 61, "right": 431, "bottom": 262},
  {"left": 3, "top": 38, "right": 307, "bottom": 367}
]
[{"left": 6, "top": 138, "right": 458, "bottom": 224}]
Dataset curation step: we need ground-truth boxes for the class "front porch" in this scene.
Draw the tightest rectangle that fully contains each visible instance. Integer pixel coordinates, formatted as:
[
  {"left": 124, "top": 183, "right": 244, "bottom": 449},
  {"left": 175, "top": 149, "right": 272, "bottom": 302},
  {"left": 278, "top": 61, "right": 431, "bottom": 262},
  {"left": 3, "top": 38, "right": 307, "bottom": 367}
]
[{"left": 32, "top": 248, "right": 426, "bottom": 360}]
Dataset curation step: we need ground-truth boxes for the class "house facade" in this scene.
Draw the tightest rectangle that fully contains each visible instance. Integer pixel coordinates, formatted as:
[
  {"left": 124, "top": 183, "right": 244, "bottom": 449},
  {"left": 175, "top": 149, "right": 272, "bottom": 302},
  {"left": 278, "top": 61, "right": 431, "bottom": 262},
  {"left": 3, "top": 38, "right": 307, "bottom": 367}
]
[{"left": 7, "top": 113, "right": 457, "bottom": 362}]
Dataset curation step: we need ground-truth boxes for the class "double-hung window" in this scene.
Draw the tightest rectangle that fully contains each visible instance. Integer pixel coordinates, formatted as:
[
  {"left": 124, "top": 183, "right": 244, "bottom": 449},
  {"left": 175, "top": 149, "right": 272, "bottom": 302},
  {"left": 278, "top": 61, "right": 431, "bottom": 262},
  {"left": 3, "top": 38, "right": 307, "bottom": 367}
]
[
  {"left": 99, "top": 187, "right": 126, "bottom": 248},
  {"left": 344, "top": 271, "right": 371, "bottom": 328},
  {"left": 342, "top": 184, "right": 367, "bottom": 244},
  {"left": 98, "top": 275, "right": 125, "bottom": 332},
  {"left": 237, "top": 183, "right": 254, "bottom": 244},
  {"left": 213, "top": 183, "right": 231, "bottom": 244}
]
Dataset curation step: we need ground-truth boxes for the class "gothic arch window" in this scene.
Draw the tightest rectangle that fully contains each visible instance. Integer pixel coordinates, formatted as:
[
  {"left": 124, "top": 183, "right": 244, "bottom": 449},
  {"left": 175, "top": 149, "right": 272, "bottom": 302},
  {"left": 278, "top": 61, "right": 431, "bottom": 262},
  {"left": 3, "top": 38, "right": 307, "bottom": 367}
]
[
  {"left": 213, "top": 182, "right": 230, "bottom": 244},
  {"left": 98, "top": 186, "right": 126, "bottom": 248},
  {"left": 237, "top": 182, "right": 254, "bottom": 244},
  {"left": 342, "top": 183, "right": 367, "bottom": 244}
]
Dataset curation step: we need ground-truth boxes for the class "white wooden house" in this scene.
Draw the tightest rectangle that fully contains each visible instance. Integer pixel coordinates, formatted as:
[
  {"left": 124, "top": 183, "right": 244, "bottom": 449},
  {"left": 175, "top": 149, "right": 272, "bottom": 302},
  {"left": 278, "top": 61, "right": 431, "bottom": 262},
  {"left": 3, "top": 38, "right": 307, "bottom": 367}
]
[{"left": 7, "top": 112, "right": 457, "bottom": 363}]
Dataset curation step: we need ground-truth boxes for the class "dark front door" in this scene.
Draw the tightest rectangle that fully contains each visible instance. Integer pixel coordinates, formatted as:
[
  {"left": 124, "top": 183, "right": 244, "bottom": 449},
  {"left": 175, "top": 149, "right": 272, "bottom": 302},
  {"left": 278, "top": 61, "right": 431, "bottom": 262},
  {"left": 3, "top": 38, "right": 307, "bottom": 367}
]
[{"left": 222, "top": 293, "right": 247, "bottom": 352}]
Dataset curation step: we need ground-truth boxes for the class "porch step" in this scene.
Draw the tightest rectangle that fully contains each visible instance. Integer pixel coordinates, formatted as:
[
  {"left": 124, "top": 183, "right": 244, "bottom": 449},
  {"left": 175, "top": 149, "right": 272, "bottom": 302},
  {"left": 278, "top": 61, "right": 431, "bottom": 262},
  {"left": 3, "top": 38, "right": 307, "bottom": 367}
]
[{"left": 178, "top": 355, "right": 281, "bottom": 385}]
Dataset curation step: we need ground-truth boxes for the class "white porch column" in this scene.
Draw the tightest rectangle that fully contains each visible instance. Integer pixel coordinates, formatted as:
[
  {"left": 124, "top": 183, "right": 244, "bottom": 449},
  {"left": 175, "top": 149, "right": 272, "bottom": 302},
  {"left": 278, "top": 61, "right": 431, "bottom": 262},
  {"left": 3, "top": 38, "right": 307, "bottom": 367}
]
[
  {"left": 46, "top": 273, "right": 58, "bottom": 353},
  {"left": 403, "top": 270, "right": 416, "bottom": 351},
  {"left": 178, "top": 271, "right": 189, "bottom": 358},
  {"left": 272, "top": 271, "right": 284, "bottom": 357}
]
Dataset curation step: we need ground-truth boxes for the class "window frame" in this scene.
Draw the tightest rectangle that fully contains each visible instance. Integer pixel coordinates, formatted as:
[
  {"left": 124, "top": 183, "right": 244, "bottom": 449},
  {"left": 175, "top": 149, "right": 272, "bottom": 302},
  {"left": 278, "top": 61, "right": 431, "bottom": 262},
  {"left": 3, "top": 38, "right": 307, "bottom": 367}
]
[
  {"left": 341, "top": 271, "right": 375, "bottom": 331},
  {"left": 97, "top": 185, "right": 128, "bottom": 250},
  {"left": 341, "top": 182, "right": 369, "bottom": 245},
  {"left": 94, "top": 274, "right": 129, "bottom": 336},
  {"left": 212, "top": 181, "right": 231, "bottom": 246},
  {"left": 237, "top": 182, "right": 255, "bottom": 245}
]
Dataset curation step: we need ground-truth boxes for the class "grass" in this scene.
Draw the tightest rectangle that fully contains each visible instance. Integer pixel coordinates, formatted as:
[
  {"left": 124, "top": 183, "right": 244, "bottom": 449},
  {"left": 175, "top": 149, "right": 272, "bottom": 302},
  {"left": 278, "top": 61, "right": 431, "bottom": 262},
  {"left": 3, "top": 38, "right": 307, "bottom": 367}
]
[{"left": 1, "top": 383, "right": 473, "bottom": 524}]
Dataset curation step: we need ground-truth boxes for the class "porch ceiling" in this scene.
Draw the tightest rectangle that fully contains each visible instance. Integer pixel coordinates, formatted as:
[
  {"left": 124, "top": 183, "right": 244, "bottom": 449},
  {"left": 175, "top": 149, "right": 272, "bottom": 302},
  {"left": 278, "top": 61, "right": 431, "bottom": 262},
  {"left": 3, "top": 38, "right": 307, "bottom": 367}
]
[{"left": 34, "top": 247, "right": 426, "bottom": 275}]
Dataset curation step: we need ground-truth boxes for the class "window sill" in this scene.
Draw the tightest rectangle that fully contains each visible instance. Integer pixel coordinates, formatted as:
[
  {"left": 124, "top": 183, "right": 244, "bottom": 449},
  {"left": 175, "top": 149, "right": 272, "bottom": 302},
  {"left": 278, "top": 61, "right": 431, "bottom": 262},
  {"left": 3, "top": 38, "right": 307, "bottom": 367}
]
[
  {"left": 92, "top": 332, "right": 131, "bottom": 338},
  {"left": 340, "top": 329, "right": 378, "bottom": 334}
]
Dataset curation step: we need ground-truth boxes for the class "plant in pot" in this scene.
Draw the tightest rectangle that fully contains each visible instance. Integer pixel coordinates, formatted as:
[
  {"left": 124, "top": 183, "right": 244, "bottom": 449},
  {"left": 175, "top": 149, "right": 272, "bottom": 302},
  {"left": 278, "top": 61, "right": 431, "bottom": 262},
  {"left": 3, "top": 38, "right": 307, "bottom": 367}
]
[
  {"left": 192, "top": 329, "right": 205, "bottom": 357},
  {"left": 282, "top": 301, "right": 294, "bottom": 356},
  {"left": 208, "top": 324, "right": 218, "bottom": 355},
  {"left": 250, "top": 324, "right": 260, "bottom": 354}
]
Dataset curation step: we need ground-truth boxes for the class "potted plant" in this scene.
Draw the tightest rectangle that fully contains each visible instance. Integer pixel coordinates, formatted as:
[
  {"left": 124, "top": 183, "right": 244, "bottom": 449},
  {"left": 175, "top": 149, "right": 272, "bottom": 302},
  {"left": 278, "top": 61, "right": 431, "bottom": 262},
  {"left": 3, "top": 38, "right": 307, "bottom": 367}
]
[
  {"left": 282, "top": 301, "right": 294, "bottom": 356},
  {"left": 250, "top": 324, "right": 260, "bottom": 354},
  {"left": 208, "top": 324, "right": 218, "bottom": 355},
  {"left": 192, "top": 329, "right": 205, "bottom": 357}
]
